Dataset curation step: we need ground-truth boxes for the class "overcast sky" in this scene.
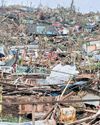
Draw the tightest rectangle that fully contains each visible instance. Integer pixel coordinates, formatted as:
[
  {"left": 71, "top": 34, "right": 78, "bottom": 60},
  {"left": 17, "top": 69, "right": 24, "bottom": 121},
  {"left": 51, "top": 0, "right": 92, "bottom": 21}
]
[{"left": 1, "top": 0, "right": 100, "bottom": 13}]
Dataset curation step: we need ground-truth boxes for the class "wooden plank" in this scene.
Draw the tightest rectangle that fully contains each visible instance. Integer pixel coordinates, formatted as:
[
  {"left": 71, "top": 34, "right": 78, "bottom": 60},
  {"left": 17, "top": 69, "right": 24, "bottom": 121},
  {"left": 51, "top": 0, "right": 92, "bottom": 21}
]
[{"left": 32, "top": 105, "right": 35, "bottom": 125}]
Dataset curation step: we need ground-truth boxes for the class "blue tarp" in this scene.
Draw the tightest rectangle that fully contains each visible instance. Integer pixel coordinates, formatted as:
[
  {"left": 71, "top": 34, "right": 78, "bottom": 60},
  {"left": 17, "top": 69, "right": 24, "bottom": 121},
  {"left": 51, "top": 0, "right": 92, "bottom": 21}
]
[{"left": 94, "top": 55, "right": 100, "bottom": 61}]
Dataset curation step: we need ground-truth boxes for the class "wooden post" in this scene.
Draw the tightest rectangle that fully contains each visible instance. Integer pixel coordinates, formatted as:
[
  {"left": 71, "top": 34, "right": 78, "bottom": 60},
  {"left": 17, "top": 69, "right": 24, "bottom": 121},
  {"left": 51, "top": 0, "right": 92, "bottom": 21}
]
[
  {"left": 19, "top": 115, "right": 22, "bottom": 124},
  {"left": 60, "top": 77, "right": 72, "bottom": 99},
  {"left": 32, "top": 104, "right": 35, "bottom": 125},
  {"left": 18, "top": 105, "right": 23, "bottom": 124}
]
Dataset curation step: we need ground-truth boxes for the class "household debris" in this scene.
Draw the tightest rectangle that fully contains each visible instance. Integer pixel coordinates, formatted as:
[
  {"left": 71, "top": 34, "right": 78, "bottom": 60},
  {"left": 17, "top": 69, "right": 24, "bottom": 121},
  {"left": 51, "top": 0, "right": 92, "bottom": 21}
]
[{"left": 0, "top": 3, "right": 99, "bottom": 125}]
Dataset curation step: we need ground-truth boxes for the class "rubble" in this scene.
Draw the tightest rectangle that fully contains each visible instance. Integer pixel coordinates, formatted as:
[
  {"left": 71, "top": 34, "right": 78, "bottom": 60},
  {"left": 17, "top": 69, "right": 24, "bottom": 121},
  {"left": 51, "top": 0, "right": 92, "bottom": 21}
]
[{"left": 0, "top": 3, "right": 99, "bottom": 125}]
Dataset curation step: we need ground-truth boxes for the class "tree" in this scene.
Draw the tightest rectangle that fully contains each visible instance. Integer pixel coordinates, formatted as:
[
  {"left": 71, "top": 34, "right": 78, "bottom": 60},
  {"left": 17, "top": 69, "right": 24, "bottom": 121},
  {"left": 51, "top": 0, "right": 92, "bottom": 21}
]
[{"left": 70, "top": 0, "right": 75, "bottom": 13}]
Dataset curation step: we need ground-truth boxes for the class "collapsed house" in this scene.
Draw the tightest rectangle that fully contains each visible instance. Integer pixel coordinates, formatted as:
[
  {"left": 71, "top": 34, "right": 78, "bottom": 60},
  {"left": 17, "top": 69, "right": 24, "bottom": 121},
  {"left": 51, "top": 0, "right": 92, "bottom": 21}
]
[{"left": 0, "top": 4, "right": 99, "bottom": 125}]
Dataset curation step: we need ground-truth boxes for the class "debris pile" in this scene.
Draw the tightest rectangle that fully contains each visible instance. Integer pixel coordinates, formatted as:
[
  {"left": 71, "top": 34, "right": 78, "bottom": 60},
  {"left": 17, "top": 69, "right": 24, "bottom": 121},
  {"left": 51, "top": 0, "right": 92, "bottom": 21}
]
[{"left": 0, "top": 4, "right": 99, "bottom": 125}]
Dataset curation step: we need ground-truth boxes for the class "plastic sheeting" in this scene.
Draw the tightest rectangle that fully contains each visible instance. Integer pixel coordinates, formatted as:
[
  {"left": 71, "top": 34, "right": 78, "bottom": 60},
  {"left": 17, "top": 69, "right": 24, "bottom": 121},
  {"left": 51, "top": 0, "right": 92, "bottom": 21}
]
[
  {"left": 94, "top": 55, "right": 100, "bottom": 61},
  {"left": 46, "top": 63, "right": 79, "bottom": 85},
  {"left": 0, "top": 46, "right": 8, "bottom": 56}
]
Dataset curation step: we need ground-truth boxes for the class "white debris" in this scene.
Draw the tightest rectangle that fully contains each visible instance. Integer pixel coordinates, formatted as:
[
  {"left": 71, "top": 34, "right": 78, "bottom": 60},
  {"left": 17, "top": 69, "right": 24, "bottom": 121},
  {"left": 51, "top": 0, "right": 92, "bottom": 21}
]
[{"left": 46, "top": 63, "right": 79, "bottom": 85}]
